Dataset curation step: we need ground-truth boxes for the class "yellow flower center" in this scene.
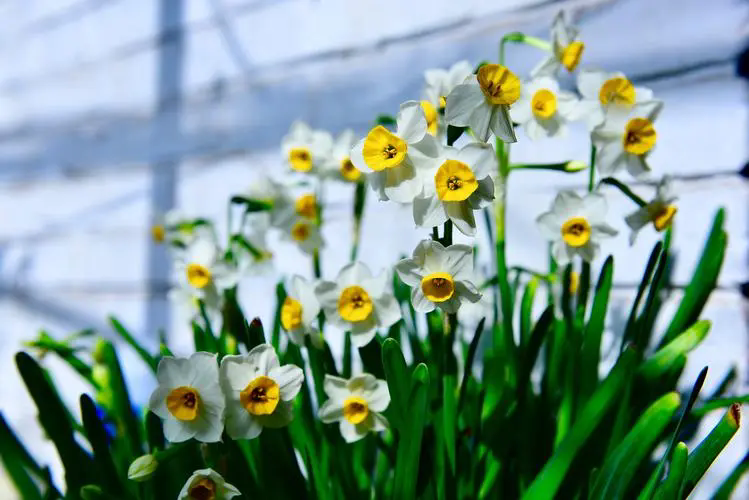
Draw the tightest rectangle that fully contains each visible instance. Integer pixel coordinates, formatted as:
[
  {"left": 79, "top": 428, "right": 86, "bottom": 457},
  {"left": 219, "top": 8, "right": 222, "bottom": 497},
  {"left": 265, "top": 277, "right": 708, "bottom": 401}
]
[
  {"left": 295, "top": 194, "right": 317, "bottom": 218},
  {"left": 477, "top": 64, "right": 521, "bottom": 106},
  {"left": 421, "top": 100, "right": 438, "bottom": 136},
  {"left": 343, "top": 396, "right": 370, "bottom": 424},
  {"left": 362, "top": 126, "right": 408, "bottom": 171},
  {"left": 188, "top": 478, "right": 216, "bottom": 500},
  {"left": 531, "top": 89, "right": 557, "bottom": 119},
  {"left": 151, "top": 224, "right": 166, "bottom": 243},
  {"left": 337, "top": 286, "right": 373, "bottom": 322},
  {"left": 240, "top": 375, "right": 280, "bottom": 415},
  {"left": 435, "top": 159, "right": 478, "bottom": 202},
  {"left": 561, "top": 217, "right": 592, "bottom": 247},
  {"left": 186, "top": 263, "right": 212, "bottom": 289},
  {"left": 652, "top": 204, "right": 677, "bottom": 231},
  {"left": 439, "top": 95, "right": 447, "bottom": 109},
  {"left": 291, "top": 221, "right": 310, "bottom": 242},
  {"left": 623, "top": 117, "right": 656, "bottom": 155},
  {"left": 340, "top": 156, "right": 361, "bottom": 181},
  {"left": 289, "top": 147, "right": 313, "bottom": 172},
  {"left": 599, "top": 77, "right": 635, "bottom": 107},
  {"left": 421, "top": 272, "right": 455, "bottom": 302},
  {"left": 166, "top": 386, "right": 200, "bottom": 421},
  {"left": 569, "top": 271, "right": 580, "bottom": 294},
  {"left": 560, "top": 41, "right": 584, "bottom": 71},
  {"left": 281, "top": 297, "right": 303, "bottom": 330}
]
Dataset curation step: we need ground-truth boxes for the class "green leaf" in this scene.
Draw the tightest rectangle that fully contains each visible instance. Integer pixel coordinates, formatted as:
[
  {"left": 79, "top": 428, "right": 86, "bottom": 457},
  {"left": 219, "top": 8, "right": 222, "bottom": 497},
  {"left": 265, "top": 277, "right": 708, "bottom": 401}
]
[
  {"left": 0, "top": 412, "right": 45, "bottom": 500},
  {"left": 638, "top": 320, "right": 711, "bottom": 381},
  {"left": 519, "top": 278, "right": 539, "bottom": 348},
  {"left": 80, "top": 394, "right": 127, "bottom": 497},
  {"left": 590, "top": 392, "right": 681, "bottom": 499},
  {"left": 580, "top": 256, "right": 613, "bottom": 402},
  {"left": 15, "top": 352, "right": 94, "bottom": 493},
  {"left": 660, "top": 208, "right": 726, "bottom": 347},
  {"left": 652, "top": 442, "right": 688, "bottom": 500},
  {"left": 711, "top": 449, "right": 749, "bottom": 500},
  {"left": 393, "top": 363, "right": 430, "bottom": 500},
  {"left": 680, "top": 404, "right": 741, "bottom": 497},
  {"left": 271, "top": 282, "right": 286, "bottom": 351},
  {"left": 522, "top": 348, "right": 638, "bottom": 500},
  {"left": 359, "top": 337, "right": 385, "bottom": 379},
  {"left": 622, "top": 241, "right": 662, "bottom": 349},
  {"left": 457, "top": 317, "right": 486, "bottom": 413},
  {"left": 375, "top": 114, "right": 397, "bottom": 127},
  {"left": 381, "top": 338, "right": 409, "bottom": 431},
  {"left": 228, "top": 196, "right": 273, "bottom": 212},
  {"left": 109, "top": 316, "right": 158, "bottom": 373}
]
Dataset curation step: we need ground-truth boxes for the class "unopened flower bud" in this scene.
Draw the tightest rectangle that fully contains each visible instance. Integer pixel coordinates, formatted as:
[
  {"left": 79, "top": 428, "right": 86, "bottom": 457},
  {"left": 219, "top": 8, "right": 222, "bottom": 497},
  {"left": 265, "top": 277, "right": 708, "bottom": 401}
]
[{"left": 128, "top": 454, "right": 159, "bottom": 482}]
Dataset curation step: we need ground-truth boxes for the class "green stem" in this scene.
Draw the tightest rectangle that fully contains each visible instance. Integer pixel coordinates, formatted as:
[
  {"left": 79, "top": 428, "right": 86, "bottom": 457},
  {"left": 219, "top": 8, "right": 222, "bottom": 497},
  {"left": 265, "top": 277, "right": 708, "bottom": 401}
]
[
  {"left": 500, "top": 33, "right": 552, "bottom": 66},
  {"left": 350, "top": 181, "right": 367, "bottom": 261},
  {"left": 494, "top": 137, "right": 514, "bottom": 354},
  {"left": 588, "top": 146, "right": 597, "bottom": 192},
  {"left": 599, "top": 177, "right": 647, "bottom": 206}
]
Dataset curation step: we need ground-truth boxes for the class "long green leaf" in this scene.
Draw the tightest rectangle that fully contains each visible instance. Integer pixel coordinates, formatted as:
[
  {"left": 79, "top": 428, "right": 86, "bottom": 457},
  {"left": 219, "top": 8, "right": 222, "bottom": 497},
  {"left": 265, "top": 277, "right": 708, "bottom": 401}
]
[
  {"left": 711, "top": 450, "right": 749, "bottom": 500},
  {"left": 522, "top": 348, "right": 638, "bottom": 500},
  {"left": 109, "top": 317, "right": 158, "bottom": 373},
  {"left": 591, "top": 392, "right": 681, "bottom": 499},
  {"left": 382, "top": 338, "right": 409, "bottom": 431},
  {"left": 393, "top": 363, "right": 430, "bottom": 500},
  {"left": 519, "top": 278, "right": 539, "bottom": 348},
  {"left": 638, "top": 320, "right": 711, "bottom": 381},
  {"left": 580, "top": 256, "right": 613, "bottom": 402},
  {"left": 0, "top": 412, "right": 44, "bottom": 500},
  {"left": 653, "top": 442, "right": 688, "bottom": 500},
  {"left": 80, "top": 394, "right": 127, "bottom": 497}
]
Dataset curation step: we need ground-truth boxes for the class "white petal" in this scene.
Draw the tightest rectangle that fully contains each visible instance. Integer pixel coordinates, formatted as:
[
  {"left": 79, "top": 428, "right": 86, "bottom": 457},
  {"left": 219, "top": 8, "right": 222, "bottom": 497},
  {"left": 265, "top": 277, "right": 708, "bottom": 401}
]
[
  {"left": 443, "top": 244, "right": 474, "bottom": 278},
  {"left": 269, "top": 365, "right": 304, "bottom": 401},
  {"left": 339, "top": 419, "right": 368, "bottom": 443},
  {"left": 635, "top": 86, "right": 654, "bottom": 102},
  {"left": 552, "top": 240, "right": 572, "bottom": 266},
  {"left": 525, "top": 119, "right": 546, "bottom": 141},
  {"left": 395, "top": 258, "right": 424, "bottom": 287},
  {"left": 455, "top": 281, "right": 482, "bottom": 303},
  {"left": 163, "top": 417, "right": 196, "bottom": 443},
  {"left": 349, "top": 327, "right": 377, "bottom": 348},
  {"left": 536, "top": 212, "right": 563, "bottom": 240},
  {"left": 323, "top": 374, "right": 349, "bottom": 399},
  {"left": 374, "top": 294, "right": 402, "bottom": 328},
  {"left": 314, "top": 280, "right": 339, "bottom": 309},
  {"left": 363, "top": 381, "right": 390, "bottom": 412},
  {"left": 338, "top": 261, "right": 372, "bottom": 287},
  {"left": 469, "top": 104, "right": 493, "bottom": 142},
  {"left": 577, "top": 69, "right": 610, "bottom": 99},
  {"left": 257, "top": 400, "right": 294, "bottom": 429},
  {"left": 490, "top": 105, "right": 517, "bottom": 143},
  {"left": 445, "top": 82, "right": 484, "bottom": 127},
  {"left": 350, "top": 137, "right": 368, "bottom": 172},
  {"left": 625, "top": 207, "right": 651, "bottom": 231},
  {"left": 595, "top": 140, "right": 626, "bottom": 176},
  {"left": 148, "top": 386, "right": 170, "bottom": 418},
  {"left": 578, "top": 242, "right": 600, "bottom": 262},
  {"left": 592, "top": 223, "right": 618, "bottom": 238},
  {"left": 370, "top": 412, "right": 389, "bottom": 432},
  {"left": 411, "top": 287, "right": 436, "bottom": 313},
  {"left": 225, "top": 402, "right": 263, "bottom": 440},
  {"left": 318, "top": 399, "right": 345, "bottom": 423},
  {"left": 581, "top": 192, "right": 608, "bottom": 224},
  {"left": 187, "top": 238, "right": 217, "bottom": 267},
  {"left": 246, "top": 344, "right": 280, "bottom": 377},
  {"left": 382, "top": 161, "right": 423, "bottom": 203},
  {"left": 413, "top": 194, "right": 448, "bottom": 228},
  {"left": 509, "top": 96, "right": 532, "bottom": 124},
  {"left": 456, "top": 142, "right": 496, "bottom": 178},
  {"left": 625, "top": 153, "right": 650, "bottom": 178},
  {"left": 156, "top": 356, "right": 191, "bottom": 388},
  {"left": 396, "top": 101, "right": 428, "bottom": 144},
  {"left": 192, "top": 411, "right": 224, "bottom": 443},
  {"left": 445, "top": 201, "right": 477, "bottom": 236},
  {"left": 530, "top": 56, "right": 560, "bottom": 78},
  {"left": 361, "top": 270, "right": 389, "bottom": 299},
  {"left": 219, "top": 355, "right": 251, "bottom": 393},
  {"left": 551, "top": 190, "right": 583, "bottom": 219}
]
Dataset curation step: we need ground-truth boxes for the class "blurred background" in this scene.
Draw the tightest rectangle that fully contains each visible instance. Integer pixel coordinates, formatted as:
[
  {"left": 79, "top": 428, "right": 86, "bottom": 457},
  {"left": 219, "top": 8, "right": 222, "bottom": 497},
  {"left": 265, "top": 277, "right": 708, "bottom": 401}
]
[{"left": 0, "top": 0, "right": 747, "bottom": 498}]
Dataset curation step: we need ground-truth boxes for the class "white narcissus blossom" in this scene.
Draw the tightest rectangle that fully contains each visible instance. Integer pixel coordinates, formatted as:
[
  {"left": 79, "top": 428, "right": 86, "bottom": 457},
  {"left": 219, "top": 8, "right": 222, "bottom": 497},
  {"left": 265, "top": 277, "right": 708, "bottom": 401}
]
[
  {"left": 445, "top": 64, "right": 520, "bottom": 143},
  {"left": 281, "top": 121, "right": 333, "bottom": 174},
  {"left": 148, "top": 352, "right": 225, "bottom": 443},
  {"left": 510, "top": 76, "right": 579, "bottom": 140},
  {"left": 280, "top": 216, "right": 323, "bottom": 255},
  {"left": 413, "top": 142, "right": 496, "bottom": 236},
  {"left": 315, "top": 262, "right": 401, "bottom": 347},
  {"left": 220, "top": 344, "right": 304, "bottom": 440},
  {"left": 536, "top": 191, "right": 618, "bottom": 265},
  {"left": 168, "top": 281, "right": 222, "bottom": 330},
  {"left": 322, "top": 129, "right": 363, "bottom": 182},
  {"left": 576, "top": 69, "right": 654, "bottom": 129},
  {"left": 625, "top": 177, "right": 678, "bottom": 244},
  {"left": 282, "top": 275, "right": 322, "bottom": 347},
  {"left": 395, "top": 240, "right": 481, "bottom": 314},
  {"left": 531, "top": 11, "right": 585, "bottom": 77},
  {"left": 175, "top": 236, "right": 240, "bottom": 296},
  {"left": 177, "top": 468, "right": 240, "bottom": 500},
  {"left": 592, "top": 100, "right": 663, "bottom": 178},
  {"left": 243, "top": 174, "right": 294, "bottom": 228},
  {"left": 351, "top": 101, "right": 440, "bottom": 203},
  {"left": 236, "top": 213, "right": 274, "bottom": 274},
  {"left": 317, "top": 374, "right": 390, "bottom": 443},
  {"left": 424, "top": 60, "right": 474, "bottom": 111}
]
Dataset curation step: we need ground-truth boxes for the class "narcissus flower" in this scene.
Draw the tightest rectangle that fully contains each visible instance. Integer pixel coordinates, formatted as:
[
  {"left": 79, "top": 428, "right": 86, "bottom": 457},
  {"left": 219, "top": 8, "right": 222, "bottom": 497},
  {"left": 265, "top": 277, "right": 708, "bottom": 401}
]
[
  {"left": 424, "top": 60, "right": 474, "bottom": 111},
  {"left": 317, "top": 374, "right": 390, "bottom": 443},
  {"left": 282, "top": 275, "right": 322, "bottom": 347},
  {"left": 281, "top": 121, "right": 333, "bottom": 174},
  {"left": 175, "top": 236, "right": 240, "bottom": 294},
  {"left": 445, "top": 63, "right": 520, "bottom": 143},
  {"left": 510, "top": 76, "right": 579, "bottom": 140},
  {"left": 315, "top": 262, "right": 401, "bottom": 347},
  {"left": 148, "top": 352, "right": 225, "bottom": 443},
  {"left": 323, "top": 129, "right": 362, "bottom": 182},
  {"left": 531, "top": 11, "right": 585, "bottom": 76},
  {"left": 413, "top": 142, "right": 496, "bottom": 236},
  {"left": 576, "top": 69, "right": 654, "bottom": 129},
  {"left": 220, "top": 344, "right": 304, "bottom": 440},
  {"left": 395, "top": 240, "right": 481, "bottom": 313},
  {"left": 592, "top": 100, "right": 663, "bottom": 178},
  {"left": 177, "top": 468, "right": 240, "bottom": 500},
  {"left": 536, "top": 191, "right": 618, "bottom": 265},
  {"left": 243, "top": 174, "right": 294, "bottom": 227},
  {"left": 351, "top": 101, "right": 439, "bottom": 203},
  {"left": 625, "top": 177, "right": 677, "bottom": 244},
  {"left": 281, "top": 216, "right": 323, "bottom": 255}
]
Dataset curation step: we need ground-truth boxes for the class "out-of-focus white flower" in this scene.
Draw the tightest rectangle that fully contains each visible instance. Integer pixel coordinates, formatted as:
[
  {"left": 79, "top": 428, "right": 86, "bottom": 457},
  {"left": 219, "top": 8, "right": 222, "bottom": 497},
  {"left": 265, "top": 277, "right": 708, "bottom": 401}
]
[
  {"left": 127, "top": 454, "right": 159, "bottom": 482},
  {"left": 395, "top": 240, "right": 481, "bottom": 314},
  {"left": 624, "top": 177, "right": 678, "bottom": 244},
  {"left": 445, "top": 64, "right": 520, "bottom": 143},
  {"left": 151, "top": 209, "right": 213, "bottom": 249},
  {"left": 148, "top": 352, "right": 225, "bottom": 443},
  {"left": 281, "top": 121, "right": 333, "bottom": 174},
  {"left": 168, "top": 281, "right": 222, "bottom": 330},
  {"left": 592, "top": 101, "right": 663, "bottom": 178},
  {"left": 236, "top": 213, "right": 274, "bottom": 274},
  {"left": 531, "top": 11, "right": 585, "bottom": 77},
  {"left": 413, "top": 142, "right": 496, "bottom": 236},
  {"left": 317, "top": 374, "right": 389, "bottom": 443},
  {"left": 536, "top": 191, "right": 618, "bottom": 265},
  {"left": 351, "top": 101, "right": 440, "bottom": 203},
  {"left": 280, "top": 216, "right": 323, "bottom": 255},
  {"left": 243, "top": 174, "right": 294, "bottom": 228},
  {"left": 175, "top": 236, "right": 240, "bottom": 296},
  {"left": 282, "top": 275, "right": 322, "bottom": 347},
  {"left": 177, "top": 468, "right": 240, "bottom": 500},
  {"left": 576, "top": 69, "right": 654, "bottom": 129},
  {"left": 424, "top": 60, "right": 474, "bottom": 111},
  {"left": 315, "top": 262, "right": 401, "bottom": 347},
  {"left": 220, "top": 344, "right": 304, "bottom": 440},
  {"left": 323, "top": 129, "right": 363, "bottom": 182},
  {"left": 510, "top": 76, "right": 579, "bottom": 140}
]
